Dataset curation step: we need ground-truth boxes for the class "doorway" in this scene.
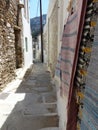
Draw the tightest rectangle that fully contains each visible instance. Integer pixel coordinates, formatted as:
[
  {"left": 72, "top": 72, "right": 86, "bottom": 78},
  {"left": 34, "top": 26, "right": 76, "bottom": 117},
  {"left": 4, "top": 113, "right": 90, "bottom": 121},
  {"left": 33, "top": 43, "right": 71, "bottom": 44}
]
[{"left": 14, "top": 29, "right": 23, "bottom": 68}]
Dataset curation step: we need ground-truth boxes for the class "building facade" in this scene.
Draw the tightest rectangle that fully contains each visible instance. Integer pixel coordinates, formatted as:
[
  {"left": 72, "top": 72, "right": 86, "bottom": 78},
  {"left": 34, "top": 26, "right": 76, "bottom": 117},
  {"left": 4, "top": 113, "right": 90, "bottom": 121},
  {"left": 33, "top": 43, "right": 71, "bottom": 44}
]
[
  {"left": 0, "top": 0, "right": 33, "bottom": 90},
  {"left": 21, "top": 0, "right": 33, "bottom": 68},
  {"left": 44, "top": 0, "right": 70, "bottom": 76},
  {"left": 32, "top": 34, "right": 41, "bottom": 63},
  {"left": 44, "top": 0, "right": 70, "bottom": 129},
  {"left": 44, "top": 0, "right": 58, "bottom": 76}
]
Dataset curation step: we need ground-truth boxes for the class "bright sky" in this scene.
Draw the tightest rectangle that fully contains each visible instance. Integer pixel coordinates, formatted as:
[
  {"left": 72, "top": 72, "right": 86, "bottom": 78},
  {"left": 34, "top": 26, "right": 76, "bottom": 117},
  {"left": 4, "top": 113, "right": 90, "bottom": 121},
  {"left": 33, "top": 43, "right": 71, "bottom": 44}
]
[{"left": 30, "top": 0, "right": 49, "bottom": 18}]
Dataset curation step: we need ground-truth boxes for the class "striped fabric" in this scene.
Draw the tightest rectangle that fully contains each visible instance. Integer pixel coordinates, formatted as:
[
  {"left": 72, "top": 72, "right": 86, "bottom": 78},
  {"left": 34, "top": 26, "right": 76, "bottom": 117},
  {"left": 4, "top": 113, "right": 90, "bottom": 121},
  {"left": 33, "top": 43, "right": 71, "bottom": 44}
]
[
  {"left": 55, "top": 0, "right": 98, "bottom": 130},
  {"left": 66, "top": 1, "right": 89, "bottom": 130},
  {"left": 60, "top": 0, "right": 87, "bottom": 98},
  {"left": 60, "top": 13, "right": 77, "bottom": 97},
  {"left": 55, "top": 54, "right": 61, "bottom": 78},
  {"left": 75, "top": 1, "right": 98, "bottom": 130},
  {"left": 59, "top": 1, "right": 88, "bottom": 130}
]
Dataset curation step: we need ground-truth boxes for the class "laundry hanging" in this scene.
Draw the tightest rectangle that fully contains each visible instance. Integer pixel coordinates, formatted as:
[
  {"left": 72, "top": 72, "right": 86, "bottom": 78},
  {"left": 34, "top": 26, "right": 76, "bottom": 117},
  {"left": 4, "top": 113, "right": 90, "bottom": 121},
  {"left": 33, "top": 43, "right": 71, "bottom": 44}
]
[
  {"left": 57, "top": 0, "right": 88, "bottom": 129},
  {"left": 75, "top": 1, "right": 98, "bottom": 130},
  {"left": 55, "top": 0, "right": 97, "bottom": 130}
]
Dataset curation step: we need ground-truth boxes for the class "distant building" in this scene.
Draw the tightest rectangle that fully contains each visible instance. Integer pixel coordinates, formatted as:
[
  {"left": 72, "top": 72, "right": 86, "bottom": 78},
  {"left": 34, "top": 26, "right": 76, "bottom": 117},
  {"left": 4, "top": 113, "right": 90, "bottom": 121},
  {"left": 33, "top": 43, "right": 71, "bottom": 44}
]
[{"left": 32, "top": 34, "right": 41, "bottom": 62}]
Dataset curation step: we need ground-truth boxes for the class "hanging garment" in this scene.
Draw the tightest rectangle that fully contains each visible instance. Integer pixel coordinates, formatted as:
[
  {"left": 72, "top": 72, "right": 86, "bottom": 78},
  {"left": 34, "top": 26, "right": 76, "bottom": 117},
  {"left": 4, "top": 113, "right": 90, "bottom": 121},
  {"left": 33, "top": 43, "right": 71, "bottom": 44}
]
[
  {"left": 55, "top": 0, "right": 90, "bottom": 130},
  {"left": 66, "top": 0, "right": 98, "bottom": 130},
  {"left": 55, "top": 0, "right": 98, "bottom": 130},
  {"left": 75, "top": 1, "right": 98, "bottom": 130},
  {"left": 66, "top": 1, "right": 88, "bottom": 130},
  {"left": 59, "top": 1, "right": 88, "bottom": 130}
]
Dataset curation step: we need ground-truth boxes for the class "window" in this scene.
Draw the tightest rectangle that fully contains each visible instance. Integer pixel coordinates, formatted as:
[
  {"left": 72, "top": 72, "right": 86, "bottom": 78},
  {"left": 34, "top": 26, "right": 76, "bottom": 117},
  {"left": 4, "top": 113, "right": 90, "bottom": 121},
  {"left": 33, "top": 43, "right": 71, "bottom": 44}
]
[{"left": 25, "top": 37, "right": 28, "bottom": 52}]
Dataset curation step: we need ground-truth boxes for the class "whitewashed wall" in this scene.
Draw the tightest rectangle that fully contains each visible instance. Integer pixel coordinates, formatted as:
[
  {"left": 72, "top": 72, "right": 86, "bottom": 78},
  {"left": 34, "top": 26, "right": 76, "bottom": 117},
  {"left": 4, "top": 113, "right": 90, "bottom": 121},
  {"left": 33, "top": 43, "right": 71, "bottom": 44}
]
[
  {"left": 36, "top": 35, "right": 41, "bottom": 62},
  {"left": 46, "top": 0, "right": 71, "bottom": 130},
  {"left": 21, "top": 0, "right": 33, "bottom": 69}
]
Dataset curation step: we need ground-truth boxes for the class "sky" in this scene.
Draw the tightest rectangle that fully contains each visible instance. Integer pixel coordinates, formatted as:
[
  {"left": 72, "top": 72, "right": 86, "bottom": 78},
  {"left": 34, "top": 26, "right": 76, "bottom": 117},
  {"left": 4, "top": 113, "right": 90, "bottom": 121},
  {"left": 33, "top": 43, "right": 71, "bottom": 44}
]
[{"left": 30, "top": 0, "right": 49, "bottom": 18}]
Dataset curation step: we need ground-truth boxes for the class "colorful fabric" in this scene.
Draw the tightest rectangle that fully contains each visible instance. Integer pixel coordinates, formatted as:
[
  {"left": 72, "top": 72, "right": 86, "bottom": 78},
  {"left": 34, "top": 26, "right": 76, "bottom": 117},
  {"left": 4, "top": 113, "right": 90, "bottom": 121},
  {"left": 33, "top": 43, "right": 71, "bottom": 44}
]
[
  {"left": 55, "top": 0, "right": 98, "bottom": 130},
  {"left": 55, "top": 53, "right": 61, "bottom": 78},
  {"left": 60, "top": 0, "right": 87, "bottom": 97},
  {"left": 66, "top": 1, "right": 89, "bottom": 130},
  {"left": 56, "top": 1, "right": 88, "bottom": 130},
  {"left": 75, "top": 1, "right": 98, "bottom": 130}
]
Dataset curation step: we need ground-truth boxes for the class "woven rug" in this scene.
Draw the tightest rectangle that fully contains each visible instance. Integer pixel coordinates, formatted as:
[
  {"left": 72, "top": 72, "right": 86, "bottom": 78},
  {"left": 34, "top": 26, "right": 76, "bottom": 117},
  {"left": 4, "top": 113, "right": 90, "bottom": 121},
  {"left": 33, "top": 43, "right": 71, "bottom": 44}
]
[
  {"left": 75, "top": 1, "right": 98, "bottom": 130},
  {"left": 58, "top": 0, "right": 88, "bottom": 129},
  {"left": 55, "top": 0, "right": 98, "bottom": 130},
  {"left": 55, "top": 0, "right": 95, "bottom": 130}
]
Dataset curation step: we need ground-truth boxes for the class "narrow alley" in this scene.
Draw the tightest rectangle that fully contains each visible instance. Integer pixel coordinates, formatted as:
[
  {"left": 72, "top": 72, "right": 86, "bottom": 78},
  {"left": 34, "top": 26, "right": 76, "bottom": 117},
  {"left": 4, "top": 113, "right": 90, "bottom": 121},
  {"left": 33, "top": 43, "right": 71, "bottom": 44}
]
[
  {"left": 0, "top": 0, "right": 98, "bottom": 130},
  {"left": 0, "top": 63, "right": 59, "bottom": 130}
]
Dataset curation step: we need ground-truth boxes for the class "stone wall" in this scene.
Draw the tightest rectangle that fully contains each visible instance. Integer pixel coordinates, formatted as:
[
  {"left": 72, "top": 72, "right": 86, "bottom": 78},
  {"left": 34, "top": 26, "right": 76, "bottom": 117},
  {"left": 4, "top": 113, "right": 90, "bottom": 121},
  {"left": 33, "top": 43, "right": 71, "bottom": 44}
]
[
  {"left": 0, "top": 0, "right": 23, "bottom": 90},
  {"left": 15, "top": 0, "right": 24, "bottom": 68}
]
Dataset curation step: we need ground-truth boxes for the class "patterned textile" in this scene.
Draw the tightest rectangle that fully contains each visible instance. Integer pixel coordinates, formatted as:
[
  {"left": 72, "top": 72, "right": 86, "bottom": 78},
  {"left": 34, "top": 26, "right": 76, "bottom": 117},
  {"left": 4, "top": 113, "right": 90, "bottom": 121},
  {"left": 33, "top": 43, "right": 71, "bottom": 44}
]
[
  {"left": 75, "top": 1, "right": 98, "bottom": 130},
  {"left": 60, "top": 0, "right": 87, "bottom": 97},
  {"left": 55, "top": 53, "right": 61, "bottom": 78},
  {"left": 66, "top": 1, "right": 88, "bottom": 130},
  {"left": 57, "top": 0, "right": 88, "bottom": 130},
  {"left": 55, "top": 0, "right": 98, "bottom": 130}
]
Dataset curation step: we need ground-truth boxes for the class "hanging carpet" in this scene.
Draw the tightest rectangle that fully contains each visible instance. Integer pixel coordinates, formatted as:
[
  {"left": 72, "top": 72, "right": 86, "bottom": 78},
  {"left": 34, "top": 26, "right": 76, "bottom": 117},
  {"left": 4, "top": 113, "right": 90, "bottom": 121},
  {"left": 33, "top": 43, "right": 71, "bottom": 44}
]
[{"left": 55, "top": 0, "right": 98, "bottom": 130}]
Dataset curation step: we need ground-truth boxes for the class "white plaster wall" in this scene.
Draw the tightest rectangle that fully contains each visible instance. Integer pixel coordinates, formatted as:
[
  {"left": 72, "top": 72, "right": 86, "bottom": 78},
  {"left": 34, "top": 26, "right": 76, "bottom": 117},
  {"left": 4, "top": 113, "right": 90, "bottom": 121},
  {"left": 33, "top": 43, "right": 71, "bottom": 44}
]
[
  {"left": 45, "top": 1, "right": 71, "bottom": 129},
  {"left": 43, "top": 22, "right": 49, "bottom": 64},
  {"left": 57, "top": 0, "right": 69, "bottom": 56},
  {"left": 43, "top": 25, "right": 48, "bottom": 64},
  {"left": 21, "top": 0, "right": 33, "bottom": 69},
  {"left": 44, "top": 4, "right": 54, "bottom": 65},
  {"left": 47, "top": 0, "right": 57, "bottom": 20},
  {"left": 38, "top": 35, "right": 41, "bottom": 51},
  {"left": 36, "top": 35, "right": 41, "bottom": 62},
  {"left": 55, "top": 77, "right": 68, "bottom": 130},
  {"left": 23, "top": 18, "right": 33, "bottom": 68}
]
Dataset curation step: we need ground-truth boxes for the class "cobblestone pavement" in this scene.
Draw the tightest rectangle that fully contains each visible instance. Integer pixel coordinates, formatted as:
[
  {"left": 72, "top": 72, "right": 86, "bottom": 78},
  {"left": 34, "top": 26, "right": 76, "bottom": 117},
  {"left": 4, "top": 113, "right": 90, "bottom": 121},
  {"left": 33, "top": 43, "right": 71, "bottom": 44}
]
[{"left": 0, "top": 63, "right": 59, "bottom": 130}]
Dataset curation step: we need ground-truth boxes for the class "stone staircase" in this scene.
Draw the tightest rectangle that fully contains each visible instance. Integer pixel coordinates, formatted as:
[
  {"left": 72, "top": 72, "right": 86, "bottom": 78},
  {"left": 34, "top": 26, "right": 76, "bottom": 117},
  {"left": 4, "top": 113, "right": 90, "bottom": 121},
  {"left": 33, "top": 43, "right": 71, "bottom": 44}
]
[{"left": 39, "top": 127, "right": 59, "bottom": 130}]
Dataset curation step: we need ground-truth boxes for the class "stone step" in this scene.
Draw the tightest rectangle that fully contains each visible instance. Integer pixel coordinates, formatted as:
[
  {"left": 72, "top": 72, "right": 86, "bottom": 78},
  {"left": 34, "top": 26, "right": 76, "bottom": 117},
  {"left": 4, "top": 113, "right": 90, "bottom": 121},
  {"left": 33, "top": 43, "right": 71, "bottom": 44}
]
[{"left": 39, "top": 127, "right": 59, "bottom": 130}]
